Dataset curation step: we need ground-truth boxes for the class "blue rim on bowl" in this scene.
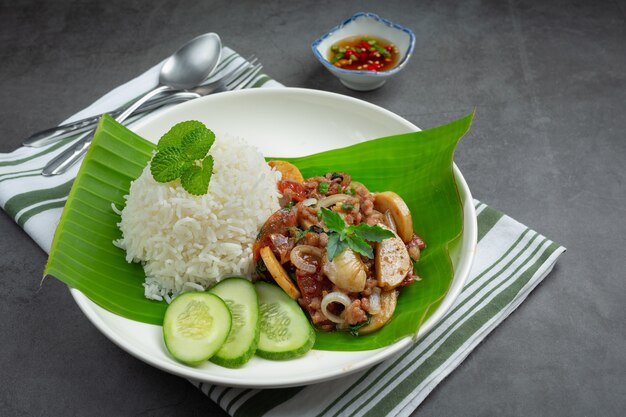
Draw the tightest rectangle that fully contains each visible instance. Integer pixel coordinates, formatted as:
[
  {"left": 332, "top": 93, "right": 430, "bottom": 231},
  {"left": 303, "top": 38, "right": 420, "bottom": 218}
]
[{"left": 311, "top": 12, "right": 416, "bottom": 78}]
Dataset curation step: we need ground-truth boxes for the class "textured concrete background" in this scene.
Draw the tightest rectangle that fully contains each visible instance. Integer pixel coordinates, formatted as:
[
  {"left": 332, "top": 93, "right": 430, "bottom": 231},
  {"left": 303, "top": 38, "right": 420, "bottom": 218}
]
[{"left": 1, "top": 0, "right": 625, "bottom": 416}]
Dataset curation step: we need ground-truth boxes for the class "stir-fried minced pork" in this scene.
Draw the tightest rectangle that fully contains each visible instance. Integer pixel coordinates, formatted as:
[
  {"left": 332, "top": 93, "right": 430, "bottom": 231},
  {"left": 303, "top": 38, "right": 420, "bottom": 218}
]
[{"left": 255, "top": 170, "right": 426, "bottom": 332}]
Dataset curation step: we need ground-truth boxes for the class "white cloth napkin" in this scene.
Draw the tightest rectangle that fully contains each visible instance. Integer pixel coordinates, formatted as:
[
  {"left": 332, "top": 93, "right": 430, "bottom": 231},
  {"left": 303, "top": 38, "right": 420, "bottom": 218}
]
[{"left": 0, "top": 46, "right": 564, "bottom": 417}]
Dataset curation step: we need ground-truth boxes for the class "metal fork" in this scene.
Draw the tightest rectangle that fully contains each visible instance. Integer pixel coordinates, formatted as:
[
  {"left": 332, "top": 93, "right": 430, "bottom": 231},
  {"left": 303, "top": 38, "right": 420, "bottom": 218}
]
[
  {"left": 26, "top": 56, "right": 258, "bottom": 148},
  {"left": 223, "top": 61, "right": 263, "bottom": 91},
  {"left": 194, "top": 57, "right": 261, "bottom": 94},
  {"left": 41, "top": 60, "right": 263, "bottom": 176}
]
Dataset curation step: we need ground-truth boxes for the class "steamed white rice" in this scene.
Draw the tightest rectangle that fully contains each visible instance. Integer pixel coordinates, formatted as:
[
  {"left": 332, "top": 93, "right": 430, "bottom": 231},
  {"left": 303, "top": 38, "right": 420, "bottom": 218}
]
[{"left": 114, "top": 134, "right": 281, "bottom": 301}]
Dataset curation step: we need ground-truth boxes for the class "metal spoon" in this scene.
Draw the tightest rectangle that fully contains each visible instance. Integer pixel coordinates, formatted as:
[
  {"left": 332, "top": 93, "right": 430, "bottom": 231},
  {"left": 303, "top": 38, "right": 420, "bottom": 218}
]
[
  {"left": 26, "top": 55, "right": 257, "bottom": 148},
  {"left": 24, "top": 92, "right": 195, "bottom": 147},
  {"left": 42, "top": 32, "right": 222, "bottom": 176}
]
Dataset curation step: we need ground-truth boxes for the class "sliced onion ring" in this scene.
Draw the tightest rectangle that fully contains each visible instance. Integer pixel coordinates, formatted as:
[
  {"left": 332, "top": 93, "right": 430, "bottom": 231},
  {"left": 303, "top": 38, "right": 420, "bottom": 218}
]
[
  {"left": 302, "top": 198, "right": 318, "bottom": 207},
  {"left": 369, "top": 287, "right": 381, "bottom": 315},
  {"left": 321, "top": 291, "right": 352, "bottom": 324},
  {"left": 316, "top": 193, "right": 350, "bottom": 208},
  {"left": 290, "top": 245, "right": 323, "bottom": 273},
  {"left": 384, "top": 209, "right": 397, "bottom": 233}
]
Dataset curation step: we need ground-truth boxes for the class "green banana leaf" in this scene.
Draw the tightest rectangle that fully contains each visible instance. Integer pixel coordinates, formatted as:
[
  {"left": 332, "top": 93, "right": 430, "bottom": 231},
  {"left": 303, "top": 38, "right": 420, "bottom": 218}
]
[{"left": 45, "top": 112, "right": 473, "bottom": 351}]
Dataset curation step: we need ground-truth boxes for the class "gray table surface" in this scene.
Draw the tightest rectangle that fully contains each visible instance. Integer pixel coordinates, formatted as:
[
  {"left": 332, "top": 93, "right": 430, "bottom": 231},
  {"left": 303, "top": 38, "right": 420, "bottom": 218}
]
[{"left": 1, "top": 0, "right": 625, "bottom": 416}]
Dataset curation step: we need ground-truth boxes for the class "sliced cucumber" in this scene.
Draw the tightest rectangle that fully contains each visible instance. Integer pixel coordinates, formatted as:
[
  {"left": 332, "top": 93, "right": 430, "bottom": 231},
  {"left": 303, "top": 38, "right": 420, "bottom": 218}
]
[
  {"left": 163, "top": 292, "right": 231, "bottom": 366},
  {"left": 209, "top": 277, "right": 260, "bottom": 368},
  {"left": 255, "top": 281, "right": 315, "bottom": 360}
]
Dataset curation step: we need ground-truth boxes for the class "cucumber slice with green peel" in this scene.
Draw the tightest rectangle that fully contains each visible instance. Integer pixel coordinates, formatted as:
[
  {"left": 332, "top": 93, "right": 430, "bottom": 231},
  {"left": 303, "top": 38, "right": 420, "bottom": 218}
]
[
  {"left": 255, "top": 281, "right": 315, "bottom": 360},
  {"left": 163, "top": 292, "right": 231, "bottom": 366},
  {"left": 209, "top": 277, "right": 260, "bottom": 368}
]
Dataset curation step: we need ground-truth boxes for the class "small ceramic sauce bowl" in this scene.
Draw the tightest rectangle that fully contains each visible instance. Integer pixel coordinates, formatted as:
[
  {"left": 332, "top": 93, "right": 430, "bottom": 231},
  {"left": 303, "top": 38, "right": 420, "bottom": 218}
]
[{"left": 312, "top": 12, "right": 415, "bottom": 91}]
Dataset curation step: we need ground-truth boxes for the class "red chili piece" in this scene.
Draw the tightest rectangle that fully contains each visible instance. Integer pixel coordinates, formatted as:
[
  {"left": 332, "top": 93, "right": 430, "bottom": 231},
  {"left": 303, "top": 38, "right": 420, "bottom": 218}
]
[{"left": 277, "top": 180, "right": 308, "bottom": 202}]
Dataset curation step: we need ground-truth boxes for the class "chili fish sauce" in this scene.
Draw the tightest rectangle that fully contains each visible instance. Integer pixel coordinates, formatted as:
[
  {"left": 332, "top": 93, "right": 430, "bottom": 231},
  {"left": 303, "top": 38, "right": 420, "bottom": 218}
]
[{"left": 328, "top": 35, "right": 400, "bottom": 72}]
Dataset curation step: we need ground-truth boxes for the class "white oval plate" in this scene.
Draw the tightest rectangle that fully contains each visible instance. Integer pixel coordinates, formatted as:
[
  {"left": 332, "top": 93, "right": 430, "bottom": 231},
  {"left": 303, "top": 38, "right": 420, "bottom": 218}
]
[{"left": 70, "top": 88, "right": 476, "bottom": 388}]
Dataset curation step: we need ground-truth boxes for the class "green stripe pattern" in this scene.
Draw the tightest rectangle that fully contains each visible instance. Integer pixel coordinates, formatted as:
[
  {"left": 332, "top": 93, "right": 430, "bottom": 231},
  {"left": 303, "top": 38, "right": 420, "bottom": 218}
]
[{"left": 191, "top": 201, "right": 565, "bottom": 417}]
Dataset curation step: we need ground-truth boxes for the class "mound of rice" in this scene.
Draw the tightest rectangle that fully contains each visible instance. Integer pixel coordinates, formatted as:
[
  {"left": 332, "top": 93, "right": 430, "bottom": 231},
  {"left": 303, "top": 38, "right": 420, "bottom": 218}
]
[{"left": 114, "top": 134, "right": 281, "bottom": 301}]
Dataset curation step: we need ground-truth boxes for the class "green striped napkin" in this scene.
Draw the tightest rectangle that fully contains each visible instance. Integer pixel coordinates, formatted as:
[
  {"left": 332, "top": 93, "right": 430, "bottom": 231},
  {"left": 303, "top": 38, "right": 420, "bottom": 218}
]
[
  {"left": 190, "top": 201, "right": 564, "bottom": 417},
  {"left": 0, "top": 46, "right": 564, "bottom": 417}
]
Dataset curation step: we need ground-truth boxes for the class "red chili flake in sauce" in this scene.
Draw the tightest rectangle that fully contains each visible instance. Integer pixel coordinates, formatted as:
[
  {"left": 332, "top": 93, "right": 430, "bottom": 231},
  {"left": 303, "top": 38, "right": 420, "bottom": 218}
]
[{"left": 328, "top": 35, "right": 400, "bottom": 72}]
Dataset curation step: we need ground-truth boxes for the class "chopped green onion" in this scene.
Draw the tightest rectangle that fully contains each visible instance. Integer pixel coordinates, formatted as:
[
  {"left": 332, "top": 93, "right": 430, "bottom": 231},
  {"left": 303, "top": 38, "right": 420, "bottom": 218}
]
[
  {"left": 288, "top": 226, "right": 308, "bottom": 242},
  {"left": 331, "top": 45, "right": 339, "bottom": 52},
  {"left": 348, "top": 314, "right": 372, "bottom": 336},
  {"left": 341, "top": 203, "right": 354, "bottom": 211},
  {"left": 375, "top": 44, "right": 390, "bottom": 57},
  {"left": 318, "top": 182, "right": 329, "bottom": 193},
  {"left": 331, "top": 53, "right": 345, "bottom": 64}
]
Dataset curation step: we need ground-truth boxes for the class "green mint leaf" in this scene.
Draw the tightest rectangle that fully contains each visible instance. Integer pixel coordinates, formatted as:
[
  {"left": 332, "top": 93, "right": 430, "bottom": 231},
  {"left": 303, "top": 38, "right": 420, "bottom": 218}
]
[
  {"left": 326, "top": 233, "right": 340, "bottom": 260},
  {"left": 326, "top": 233, "right": 348, "bottom": 261},
  {"left": 346, "top": 234, "right": 374, "bottom": 259},
  {"left": 181, "top": 156, "right": 213, "bottom": 195},
  {"left": 181, "top": 126, "right": 215, "bottom": 160},
  {"left": 350, "top": 223, "right": 395, "bottom": 242},
  {"left": 152, "top": 120, "right": 217, "bottom": 195},
  {"left": 321, "top": 207, "right": 345, "bottom": 233},
  {"left": 180, "top": 165, "right": 202, "bottom": 194},
  {"left": 157, "top": 120, "right": 206, "bottom": 150},
  {"left": 150, "top": 147, "right": 192, "bottom": 182}
]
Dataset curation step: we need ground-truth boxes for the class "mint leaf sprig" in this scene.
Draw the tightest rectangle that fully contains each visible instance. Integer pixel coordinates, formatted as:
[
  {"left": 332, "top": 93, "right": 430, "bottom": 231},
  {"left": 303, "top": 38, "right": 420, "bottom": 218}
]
[
  {"left": 320, "top": 207, "right": 394, "bottom": 261},
  {"left": 150, "top": 120, "right": 216, "bottom": 195}
]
